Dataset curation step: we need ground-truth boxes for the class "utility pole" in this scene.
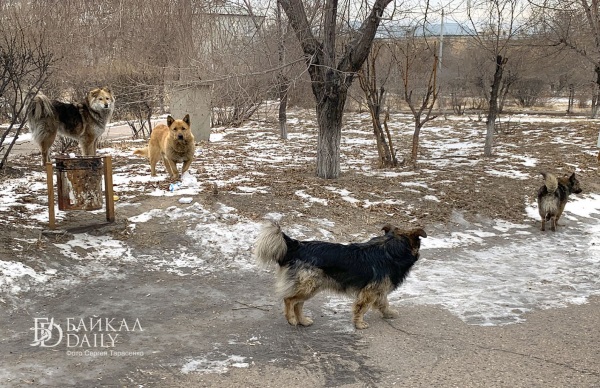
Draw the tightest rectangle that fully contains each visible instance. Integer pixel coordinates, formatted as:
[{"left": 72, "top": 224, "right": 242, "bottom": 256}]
[{"left": 437, "top": 8, "right": 444, "bottom": 111}]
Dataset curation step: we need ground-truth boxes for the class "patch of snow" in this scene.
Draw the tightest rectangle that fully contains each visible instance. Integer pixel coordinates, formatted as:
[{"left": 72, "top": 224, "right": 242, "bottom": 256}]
[{"left": 181, "top": 355, "right": 249, "bottom": 374}]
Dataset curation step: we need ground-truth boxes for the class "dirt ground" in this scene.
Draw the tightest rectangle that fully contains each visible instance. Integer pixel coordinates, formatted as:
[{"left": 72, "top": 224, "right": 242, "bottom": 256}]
[
  {"left": 3, "top": 111, "right": 600, "bottom": 231},
  {"left": 1, "top": 110, "right": 600, "bottom": 387}
]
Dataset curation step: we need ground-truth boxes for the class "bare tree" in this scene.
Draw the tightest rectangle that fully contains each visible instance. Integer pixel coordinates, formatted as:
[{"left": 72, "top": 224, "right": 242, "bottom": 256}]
[
  {"left": 278, "top": 0, "right": 394, "bottom": 179},
  {"left": 357, "top": 42, "right": 398, "bottom": 168},
  {"left": 391, "top": 35, "right": 438, "bottom": 163},
  {"left": 465, "top": 0, "right": 531, "bottom": 156},
  {"left": 0, "top": 16, "right": 55, "bottom": 169}
]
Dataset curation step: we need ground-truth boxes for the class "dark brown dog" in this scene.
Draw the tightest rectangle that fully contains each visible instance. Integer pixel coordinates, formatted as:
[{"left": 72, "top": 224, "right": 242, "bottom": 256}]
[
  {"left": 254, "top": 223, "right": 426, "bottom": 329},
  {"left": 537, "top": 172, "right": 582, "bottom": 231}
]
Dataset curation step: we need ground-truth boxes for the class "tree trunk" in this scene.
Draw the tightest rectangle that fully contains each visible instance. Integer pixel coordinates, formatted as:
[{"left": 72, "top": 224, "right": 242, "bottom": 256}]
[
  {"left": 567, "top": 84, "right": 574, "bottom": 114},
  {"left": 371, "top": 108, "right": 394, "bottom": 167},
  {"left": 276, "top": 2, "right": 288, "bottom": 140},
  {"left": 278, "top": 76, "right": 289, "bottom": 140},
  {"left": 382, "top": 111, "right": 398, "bottom": 165},
  {"left": 484, "top": 55, "right": 507, "bottom": 157},
  {"left": 593, "top": 65, "right": 600, "bottom": 118},
  {"left": 315, "top": 88, "right": 346, "bottom": 178},
  {"left": 412, "top": 119, "right": 421, "bottom": 162}
]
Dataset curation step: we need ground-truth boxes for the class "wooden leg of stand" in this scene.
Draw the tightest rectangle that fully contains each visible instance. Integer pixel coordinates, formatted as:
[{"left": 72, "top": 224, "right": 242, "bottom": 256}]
[
  {"left": 104, "top": 156, "right": 115, "bottom": 222},
  {"left": 45, "top": 162, "right": 55, "bottom": 229}
]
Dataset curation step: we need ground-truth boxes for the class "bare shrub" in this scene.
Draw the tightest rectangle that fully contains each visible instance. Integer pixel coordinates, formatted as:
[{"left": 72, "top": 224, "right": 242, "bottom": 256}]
[
  {"left": 110, "top": 65, "right": 164, "bottom": 139},
  {"left": 448, "top": 79, "right": 469, "bottom": 115},
  {"left": 211, "top": 75, "right": 265, "bottom": 127},
  {"left": 51, "top": 137, "right": 79, "bottom": 156},
  {"left": 512, "top": 78, "right": 545, "bottom": 107}
]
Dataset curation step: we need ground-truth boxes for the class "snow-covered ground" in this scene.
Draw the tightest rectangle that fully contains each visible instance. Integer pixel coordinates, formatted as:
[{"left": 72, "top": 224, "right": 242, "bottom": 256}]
[{"left": 1, "top": 110, "right": 599, "bottom": 328}]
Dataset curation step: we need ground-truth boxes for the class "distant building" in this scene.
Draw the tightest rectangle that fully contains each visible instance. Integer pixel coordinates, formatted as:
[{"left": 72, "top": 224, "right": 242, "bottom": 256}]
[{"left": 375, "top": 21, "right": 474, "bottom": 39}]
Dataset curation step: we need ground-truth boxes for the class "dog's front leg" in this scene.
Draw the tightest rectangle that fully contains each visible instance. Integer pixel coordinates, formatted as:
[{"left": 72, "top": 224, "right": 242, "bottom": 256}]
[
  {"left": 181, "top": 159, "right": 193, "bottom": 176},
  {"left": 375, "top": 295, "right": 399, "bottom": 319},
  {"left": 163, "top": 158, "right": 179, "bottom": 180},
  {"left": 80, "top": 137, "right": 97, "bottom": 156},
  {"left": 293, "top": 301, "right": 313, "bottom": 326},
  {"left": 550, "top": 216, "right": 557, "bottom": 232}
]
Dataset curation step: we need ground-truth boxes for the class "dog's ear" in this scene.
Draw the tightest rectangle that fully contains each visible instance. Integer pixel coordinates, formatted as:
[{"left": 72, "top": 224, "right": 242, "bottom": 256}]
[
  {"left": 382, "top": 224, "right": 394, "bottom": 234},
  {"left": 89, "top": 88, "right": 100, "bottom": 97},
  {"left": 102, "top": 87, "right": 112, "bottom": 94},
  {"left": 569, "top": 172, "right": 577, "bottom": 181},
  {"left": 410, "top": 228, "right": 427, "bottom": 239},
  {"left": 167, "top": 115, "right": 174, "bottom": 127},
  {"left": 183, "top": 114, "right": 191, "bottom": 126}
]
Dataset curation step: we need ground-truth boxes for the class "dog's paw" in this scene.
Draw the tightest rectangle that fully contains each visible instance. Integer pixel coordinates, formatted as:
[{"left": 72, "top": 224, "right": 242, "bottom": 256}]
[
  {"left": 286, "top": 316, "right": 298, "bottom": 326},
  {"left": 298, "top": 317, "right": 314, "bottom": 326},
  {"left": 354, "top": 321, "right": 369, "bottom": 330},
  {"left": 381, "top": 309, "right": 399, "bottom": 319}
]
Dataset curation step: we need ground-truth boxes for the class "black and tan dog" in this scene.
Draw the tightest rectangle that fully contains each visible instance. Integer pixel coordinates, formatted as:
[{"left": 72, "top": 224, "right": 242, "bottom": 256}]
[
  {"left": 254, "top": 223, "right": 426, "bottom": 329},
  {"left": 27, "top": 88, "right": 115, "bottom": 165},
  {"left": 537, "top": 172, "right": 582, "bottom": 231}
]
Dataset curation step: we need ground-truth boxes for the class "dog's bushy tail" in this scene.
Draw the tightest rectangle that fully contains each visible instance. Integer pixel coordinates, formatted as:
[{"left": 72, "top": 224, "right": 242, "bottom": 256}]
[
  {"left": 254, "top": 222, "right": 287, "bottom": 266},
  {"left": 133, "top": 147, "right": 149, "bottom": 157},
  {"left": 27, "top": 93, "right": 54, "bottom": 122},
  {"left": 540, "top": 172, "right": 558, "bottom": 193}
]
